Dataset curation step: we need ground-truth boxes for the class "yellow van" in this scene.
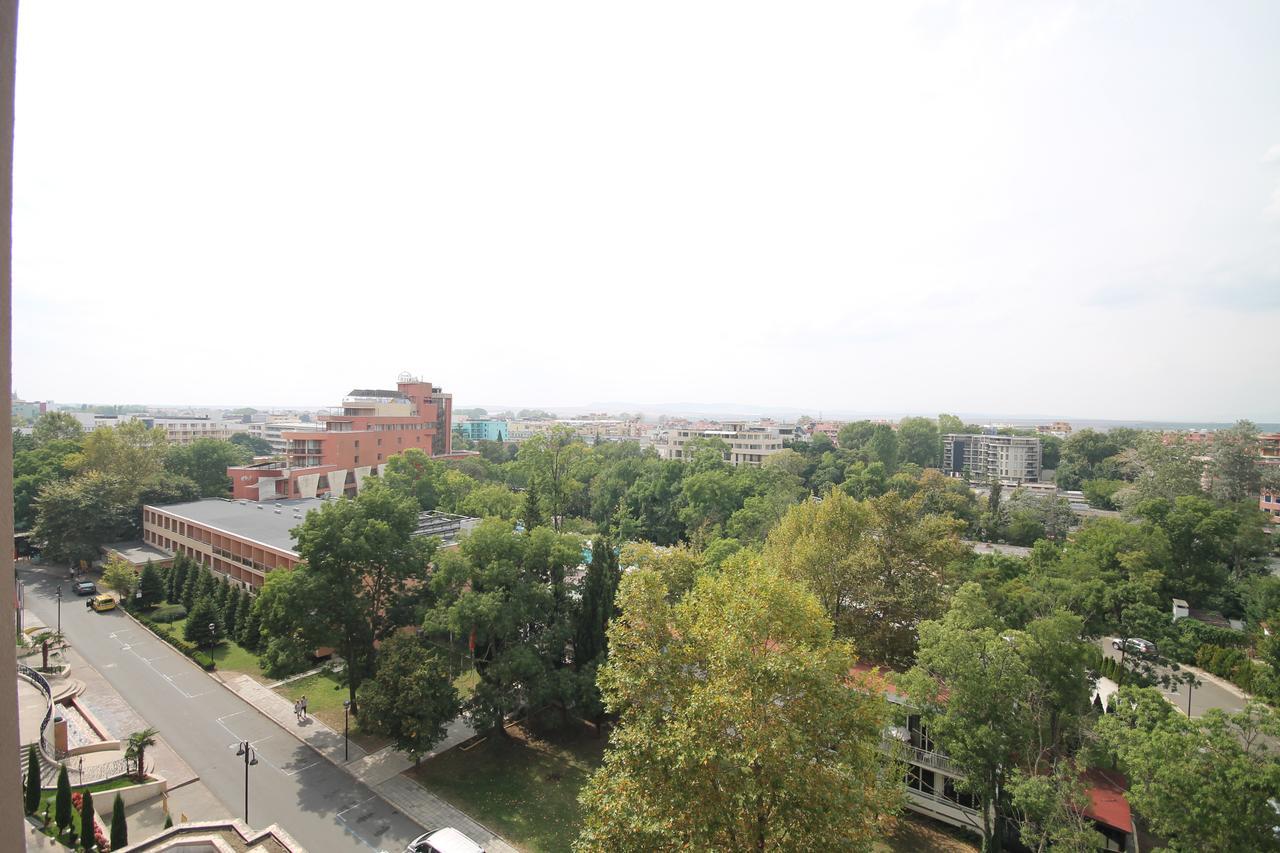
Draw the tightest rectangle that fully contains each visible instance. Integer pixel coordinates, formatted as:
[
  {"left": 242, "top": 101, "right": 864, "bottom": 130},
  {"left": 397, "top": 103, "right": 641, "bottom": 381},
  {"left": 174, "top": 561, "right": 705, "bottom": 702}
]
[{"left": 88, "top": 595, "right": 116, "bottom": 613}]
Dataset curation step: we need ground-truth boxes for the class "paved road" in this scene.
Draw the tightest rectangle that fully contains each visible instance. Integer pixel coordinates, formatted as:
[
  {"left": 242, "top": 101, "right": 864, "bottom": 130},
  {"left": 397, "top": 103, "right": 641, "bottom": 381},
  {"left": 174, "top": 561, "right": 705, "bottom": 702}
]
[
  {"left": 19, "top": 564, "right": 425, "bottom": 853},
  {"left": 1099, "top": 637, "right": 1248, "bottom": 717}
]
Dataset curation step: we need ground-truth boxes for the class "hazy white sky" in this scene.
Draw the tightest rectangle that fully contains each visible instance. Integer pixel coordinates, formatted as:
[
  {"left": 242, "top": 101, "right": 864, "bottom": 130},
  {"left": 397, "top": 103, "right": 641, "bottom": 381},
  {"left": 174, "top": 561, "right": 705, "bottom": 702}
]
[{"left": 12, "top": 2, "right": 1280, "bottom": 421}]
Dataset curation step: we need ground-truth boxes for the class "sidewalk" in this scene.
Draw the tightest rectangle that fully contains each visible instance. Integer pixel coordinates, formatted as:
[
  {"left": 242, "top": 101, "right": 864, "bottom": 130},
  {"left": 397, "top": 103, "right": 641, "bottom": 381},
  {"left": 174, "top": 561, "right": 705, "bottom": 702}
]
[{"left": 223, "top": 673, "right": 516, "bottom": 853}]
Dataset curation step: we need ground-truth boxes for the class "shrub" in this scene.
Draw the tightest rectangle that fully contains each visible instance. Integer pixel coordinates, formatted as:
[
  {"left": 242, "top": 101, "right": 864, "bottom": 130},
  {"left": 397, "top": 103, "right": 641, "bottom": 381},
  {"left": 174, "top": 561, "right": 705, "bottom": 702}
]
[
  {"left": 192, "top": 651, "right": 216, "bottom": 671},
  {"left": 151, "top": 604, "right": 187, "bottom": 623}
]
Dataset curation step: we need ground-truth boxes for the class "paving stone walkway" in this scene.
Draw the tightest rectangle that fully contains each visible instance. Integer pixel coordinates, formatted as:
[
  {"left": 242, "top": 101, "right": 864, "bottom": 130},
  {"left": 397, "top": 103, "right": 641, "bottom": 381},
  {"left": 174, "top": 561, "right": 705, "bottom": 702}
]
[{"left": 224, "top": 673, "right": 516, "bottom": 852}]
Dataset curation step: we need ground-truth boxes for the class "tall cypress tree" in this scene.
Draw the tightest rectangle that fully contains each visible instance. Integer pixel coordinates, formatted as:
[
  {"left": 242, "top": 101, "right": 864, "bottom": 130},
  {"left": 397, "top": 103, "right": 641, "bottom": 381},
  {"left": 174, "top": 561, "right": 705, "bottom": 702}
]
[
  {"left": 25, "top": 744, "right": 40, "bottom": 814},
  {"left": 574, "top": 535, "right": 620, "bottom": 666},
  {"left": 80, "top": 788, "right": 96, "bottom": 850},
  {"left": 523, "top": 477, "right": 543, "bottom": 530},
  {"left": 223, "top": 586, "right": 241, "bottom": 637},
  {"left": 167, "top": 555, "right": 186, "bottom": 604},
  {"left": 54, "top": 763, "right": 71, "bottom": 834},
  {"left": 238, "top": 594, "right": 262, "bottom": 651},
  {"left": 110, "top": 792, "right": 128, "bottom": 849},
  {"left": 180, "top": 563, "right": 200, "bottom": 610}
]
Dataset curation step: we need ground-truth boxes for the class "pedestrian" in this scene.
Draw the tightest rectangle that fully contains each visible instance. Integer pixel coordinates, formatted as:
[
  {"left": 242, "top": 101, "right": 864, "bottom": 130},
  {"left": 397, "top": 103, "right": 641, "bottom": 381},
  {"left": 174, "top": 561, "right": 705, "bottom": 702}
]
[
  {"left": 301, "top": 695, "right": 308, "bottom": 721},
  {"left": 293, "top": 699, "right": 301, "bottom": 722}
]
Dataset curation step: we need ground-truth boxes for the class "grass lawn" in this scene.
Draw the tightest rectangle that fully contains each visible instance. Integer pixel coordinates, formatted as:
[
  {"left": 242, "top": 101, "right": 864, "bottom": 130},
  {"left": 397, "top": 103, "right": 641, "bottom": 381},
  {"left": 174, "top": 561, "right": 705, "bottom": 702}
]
[
  {"left": 148, "top": 615, "right": 266, "bottom": 680},
  {"left": 875, "top": 812, "right": 980, "bottom": 852},
  {"left": 32, "top": 776, "right": 137, "bottom": 848},
  {"left": 453, "top": 667, "right": 480, "bottom": 698},
  {"left": 275, "top": 672, "right": 391, "bottom": 753},
  {"left": 409, "top": 722, "right": 606, "bottom": 853}
]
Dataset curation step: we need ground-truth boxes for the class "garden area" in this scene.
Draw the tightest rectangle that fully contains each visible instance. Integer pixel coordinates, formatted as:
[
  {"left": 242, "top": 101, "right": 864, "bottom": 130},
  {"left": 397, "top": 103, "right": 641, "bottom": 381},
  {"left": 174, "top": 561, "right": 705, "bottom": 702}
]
[
  {"left": 30, "top": 776, "right": 133, "bottom": 850},
  {"left": 409, "top": 721, "right": 606, "bottom": 853},
  {"left": 144, "top": 614, "right": 265, "bottom": 680},
  {"left": 274, "top": 672, "right": 391, "bottom": 753}
]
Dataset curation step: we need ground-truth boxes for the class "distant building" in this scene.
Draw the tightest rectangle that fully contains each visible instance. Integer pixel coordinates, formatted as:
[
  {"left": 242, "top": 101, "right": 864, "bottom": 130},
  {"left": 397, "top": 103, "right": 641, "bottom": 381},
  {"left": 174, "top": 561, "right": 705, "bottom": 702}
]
[
  {"left": 942, "top": 433, "right": 1042, "bottom": 485},
  {"left": 456, "top": 419, "right": 509, "bottom": 442},
  {"left": 1259, "top": 432, "right": 1280, "bottom": 524},
  {"left": 657, "top": 422, "right": 785, "bottom": 467},
  {"left": 11, "top": 397, "right": 45, "bottom": 421},
  {"left": 247, "top": 419, "right": 324, "bottom": 455},
  {"left": 228, "top": 373, "right": 459, "bottom": 501},
  {"left": 810, "top": 421, "right": 843, "bottom": 445},
  {"left": 139, "top": 415, "right": 232, "bottom": 445},
  {"left": 1036, "top": 421, "right": 1072, "bottom": 438}
]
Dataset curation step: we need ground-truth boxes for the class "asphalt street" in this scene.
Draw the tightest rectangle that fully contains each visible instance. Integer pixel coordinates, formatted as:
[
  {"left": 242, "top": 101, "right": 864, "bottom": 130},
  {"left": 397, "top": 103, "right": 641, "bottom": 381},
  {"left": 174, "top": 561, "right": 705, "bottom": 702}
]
[
  {"left": 1100, "top": 637, "right": 1248, "bottom": 717},
  {"left": 18, "top": 563, "right": 426, "bottom": 853}
]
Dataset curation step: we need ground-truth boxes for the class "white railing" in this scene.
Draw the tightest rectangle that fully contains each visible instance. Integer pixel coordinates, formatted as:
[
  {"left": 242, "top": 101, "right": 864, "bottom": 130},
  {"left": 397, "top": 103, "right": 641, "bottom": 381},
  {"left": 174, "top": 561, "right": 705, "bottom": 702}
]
[{"left": 17, "top": 663, "right": 57, "bottom": 760}]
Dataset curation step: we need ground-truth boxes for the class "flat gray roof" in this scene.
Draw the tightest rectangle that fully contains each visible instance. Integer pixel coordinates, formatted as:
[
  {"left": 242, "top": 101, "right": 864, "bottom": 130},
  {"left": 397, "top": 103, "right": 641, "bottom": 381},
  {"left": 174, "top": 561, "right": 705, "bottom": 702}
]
[
  {"left": 146, "top": 498, "right": 330, "bottom": 554},
  {"left": 103, "top": 541, "right": 174, "bottom": 566}
]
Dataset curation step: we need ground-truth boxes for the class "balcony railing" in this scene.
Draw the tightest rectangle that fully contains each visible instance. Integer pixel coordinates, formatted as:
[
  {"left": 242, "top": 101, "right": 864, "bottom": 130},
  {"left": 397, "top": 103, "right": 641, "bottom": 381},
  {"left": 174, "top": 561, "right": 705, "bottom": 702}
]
[{"left": 881, "top": 739, "right": 959, "bottom": 776}]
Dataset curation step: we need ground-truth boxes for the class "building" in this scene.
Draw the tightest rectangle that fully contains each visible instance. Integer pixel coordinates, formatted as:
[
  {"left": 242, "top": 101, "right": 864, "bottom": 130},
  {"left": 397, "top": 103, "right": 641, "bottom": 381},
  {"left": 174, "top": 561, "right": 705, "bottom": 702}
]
[
  {"left": 141, "top": 497, "right": 478, "bottom": 590},
  {"left": 942, "top": 433, "right": 1041, "bottom": 485},
  {"left": 455, "top": 419, "right": 509, "bottom": 442},
  {"left": 1036, "top": 421, "right": 1072, "bottom": 438},
  {"left": 11, "top": 397, "right": 45, "bottom": 422},
  {"left": 1260, "top": 433, "right": 1280, "bottom": 524},
  {"left": 227, "top": 373, "right": 458, "bottom": 502},
  {"left": 125, "top": 819, "right": 304, "bottom": 852},
  {"left": 138, "top": 415, "right": 233, "bottom": 445},
  {"left": 810, "top": 421, "right": 843, "bottom": 445},
  {"left": 248, "top": 419, "right": 324, "bottom": 455},
  {"left": 857, "top": 664, "right": 1134, "bottom": 851},
  {"left": 656, "top": 422, "right": 785, "bottom": 467}
]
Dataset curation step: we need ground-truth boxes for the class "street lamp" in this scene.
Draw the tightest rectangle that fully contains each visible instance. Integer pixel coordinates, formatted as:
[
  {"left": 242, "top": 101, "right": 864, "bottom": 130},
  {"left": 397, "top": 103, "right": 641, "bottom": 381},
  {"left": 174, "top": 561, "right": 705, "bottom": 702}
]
[
  {"left": 55, "top": 586, "right": 62, "bottom": 633},
  {"left": 235, "top": 741, "right": 258, "bottom": 824},
  {"left": 208, "top": 622, "right": 216, "bottom": 660},
  {"left": 343, "top": 700, "right": 351, "bottom": 762}
]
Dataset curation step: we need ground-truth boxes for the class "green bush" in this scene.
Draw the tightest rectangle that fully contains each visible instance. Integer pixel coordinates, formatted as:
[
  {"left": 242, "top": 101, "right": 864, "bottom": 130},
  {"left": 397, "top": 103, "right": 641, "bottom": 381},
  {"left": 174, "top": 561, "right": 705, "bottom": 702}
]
[
  {"left": 151, "top": 604, "right": 187, "bottom": 623},
  {"left": 192, "top": 651, "right": 216, "bottom": 671}
]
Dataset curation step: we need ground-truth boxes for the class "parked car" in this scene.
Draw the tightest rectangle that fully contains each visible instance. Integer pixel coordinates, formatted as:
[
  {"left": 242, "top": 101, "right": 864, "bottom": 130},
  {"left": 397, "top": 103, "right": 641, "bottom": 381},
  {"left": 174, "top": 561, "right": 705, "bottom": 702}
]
[
  {"left": 74, "top": 580, "right": 96, "bottom": 596},
  {"left": 88, "top": 595, "right": 116, "bottom": 613},
  {"left": 406, "top": 828, "right": 485, "bottom": 853},
  {"left": 1112, "top": 637, "right": 1156, "bottom": 655}
]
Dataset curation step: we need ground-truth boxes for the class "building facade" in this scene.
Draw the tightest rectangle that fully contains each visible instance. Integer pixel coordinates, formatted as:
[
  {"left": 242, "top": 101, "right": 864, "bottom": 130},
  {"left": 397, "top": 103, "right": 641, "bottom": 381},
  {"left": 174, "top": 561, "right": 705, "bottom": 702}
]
[
  {"left": 942, "top": 433, "right": 1042, "bottom": 484},
  {"left": 455, "top": 419, "right": 509, "bottom": 442},
  {"left": 656, "top": 422, "right": 785, "bottom": 467},
  {"left": 1260, "top": 432, "right": 1280, "bottom": 524},
  {"left": 139, "top": 415, "right": 233, "bottom": 445},
  {"left": 247, "top": 419, "right": 323, "bottom": 455},
  {"left": 228, "top": 374, "right": 457, "bottom": 501}
]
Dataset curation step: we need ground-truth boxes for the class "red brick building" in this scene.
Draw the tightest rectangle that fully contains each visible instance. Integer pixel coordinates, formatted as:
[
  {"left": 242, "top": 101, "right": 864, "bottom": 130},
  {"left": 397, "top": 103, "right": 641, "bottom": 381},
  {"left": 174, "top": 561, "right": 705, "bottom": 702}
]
[{"left": 228, "top": 374, "right": 460, "bottom": 501}]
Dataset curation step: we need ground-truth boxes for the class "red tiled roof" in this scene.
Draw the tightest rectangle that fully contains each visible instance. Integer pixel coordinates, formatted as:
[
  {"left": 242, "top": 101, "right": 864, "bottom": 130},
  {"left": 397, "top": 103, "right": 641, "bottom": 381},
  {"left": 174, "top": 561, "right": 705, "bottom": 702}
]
[{"left": 1080, "top": 768, "right": 1132, "bottom": 833}]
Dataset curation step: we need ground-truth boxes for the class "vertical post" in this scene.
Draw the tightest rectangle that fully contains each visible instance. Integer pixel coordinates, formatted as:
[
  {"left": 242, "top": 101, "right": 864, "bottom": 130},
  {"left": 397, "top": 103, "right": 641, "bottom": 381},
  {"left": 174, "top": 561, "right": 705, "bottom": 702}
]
[
  {"left": 244, "top": 745, "right": 249, "bottom": 825},
  {"left": 1187, "top": 679, "right": 1193, "bottom": 717},
  {"left": 343, "top": 700, "right": 350, "bottom": 762},
  {"left": 56, "top": 586, "right": 61, "bottom": 633}
]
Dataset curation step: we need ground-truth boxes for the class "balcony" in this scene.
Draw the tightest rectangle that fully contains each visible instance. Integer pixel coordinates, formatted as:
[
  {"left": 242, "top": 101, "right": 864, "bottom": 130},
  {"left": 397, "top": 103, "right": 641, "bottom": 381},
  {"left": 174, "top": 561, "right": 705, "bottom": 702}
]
[{"left": 881, "top": 739, "right": 959, "bottom": 776}]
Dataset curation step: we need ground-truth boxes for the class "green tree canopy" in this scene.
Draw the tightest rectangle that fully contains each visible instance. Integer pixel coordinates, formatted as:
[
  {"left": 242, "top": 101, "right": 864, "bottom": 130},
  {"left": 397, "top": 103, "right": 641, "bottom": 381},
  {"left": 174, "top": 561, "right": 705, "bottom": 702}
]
[{"left": 357, "top": 632, "right": 460, "bottom": 761}]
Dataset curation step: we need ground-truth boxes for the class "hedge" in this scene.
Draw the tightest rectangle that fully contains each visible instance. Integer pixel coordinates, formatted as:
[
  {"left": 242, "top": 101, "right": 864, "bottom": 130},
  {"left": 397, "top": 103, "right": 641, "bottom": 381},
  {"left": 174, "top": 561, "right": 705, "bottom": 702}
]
[
  {"left": 1195, "top": 644, "right": 1279, "bottom": 701},
  {"left": 134, "top": 614, "right": 217, "bottom": 671}
]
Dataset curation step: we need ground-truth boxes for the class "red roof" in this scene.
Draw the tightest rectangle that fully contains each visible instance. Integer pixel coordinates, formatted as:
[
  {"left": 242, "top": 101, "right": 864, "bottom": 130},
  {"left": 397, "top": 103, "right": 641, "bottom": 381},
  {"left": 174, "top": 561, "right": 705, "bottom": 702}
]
[{"left": 1080, "top": 768, "right": 1132, "bottom": 833}]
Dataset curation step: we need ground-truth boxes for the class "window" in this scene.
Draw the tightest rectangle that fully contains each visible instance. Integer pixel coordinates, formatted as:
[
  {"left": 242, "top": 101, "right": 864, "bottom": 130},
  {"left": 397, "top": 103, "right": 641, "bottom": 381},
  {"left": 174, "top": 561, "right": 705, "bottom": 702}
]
[{"left": 354, "top": 456, "right": 360, "bottom": 464}]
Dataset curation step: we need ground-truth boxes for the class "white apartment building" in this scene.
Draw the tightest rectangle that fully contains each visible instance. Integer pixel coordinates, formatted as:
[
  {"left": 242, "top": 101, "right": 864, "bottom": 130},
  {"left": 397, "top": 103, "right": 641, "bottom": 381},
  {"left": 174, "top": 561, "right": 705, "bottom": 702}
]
[
  {"left": 657, "top": 422, "right": 785, "bottom": 467},
  {"left": 63, "top": 412, "right": 234, "bottom": 445},
  {"left": 248, "top": 420, "right": 324, "bottom": 455},
  {"left": 942, "top": 433, "right": 1042, "bottom": 485}
]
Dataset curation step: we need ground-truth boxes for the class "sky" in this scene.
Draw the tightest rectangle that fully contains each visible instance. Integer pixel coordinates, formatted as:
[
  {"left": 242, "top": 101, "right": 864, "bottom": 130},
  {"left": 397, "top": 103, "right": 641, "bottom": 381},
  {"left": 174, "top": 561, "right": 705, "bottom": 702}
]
[{"left": 12, "top": 2, "right": 1280, "bottom": 422}]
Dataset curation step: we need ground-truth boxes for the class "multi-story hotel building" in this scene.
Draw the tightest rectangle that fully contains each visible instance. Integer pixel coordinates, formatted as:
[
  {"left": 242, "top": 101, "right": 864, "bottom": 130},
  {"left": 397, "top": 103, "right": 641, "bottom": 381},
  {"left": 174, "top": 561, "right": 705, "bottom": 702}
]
[
  {"left": 656, "top": 422, "right": 785, "bottom": 467},
  {"left": 942, "top": 433, "right": 1042, "bottom": 485},
  {"left": 1259, "top": 432, "right": 1280, "bottom": 524},
  {"left": 227, "top": 374, "right": 456, "bottom": 501},
  {"left": 246, "top": 419, "right": 324, "bottom": 455}
]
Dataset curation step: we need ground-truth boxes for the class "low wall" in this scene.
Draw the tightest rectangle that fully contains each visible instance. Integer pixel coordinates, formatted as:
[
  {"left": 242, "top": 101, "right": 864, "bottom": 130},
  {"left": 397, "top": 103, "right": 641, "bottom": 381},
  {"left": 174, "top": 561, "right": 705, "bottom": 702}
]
[
  {"left": 93, "top": 776, "right": 167, "bottom": 816},
  {"left": 66, "top": 739, "right": 123, "bottom": 757}
]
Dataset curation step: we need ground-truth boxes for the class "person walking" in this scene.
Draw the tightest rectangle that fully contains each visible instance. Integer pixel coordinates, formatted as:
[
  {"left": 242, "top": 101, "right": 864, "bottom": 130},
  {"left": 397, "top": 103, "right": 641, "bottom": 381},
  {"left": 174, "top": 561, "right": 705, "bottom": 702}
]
[
  {"left": 300, "top": 696, "right": 308, "bottom": 721},
  {"left": 293, "top": 699, "right": 301, "bottom": 723}
]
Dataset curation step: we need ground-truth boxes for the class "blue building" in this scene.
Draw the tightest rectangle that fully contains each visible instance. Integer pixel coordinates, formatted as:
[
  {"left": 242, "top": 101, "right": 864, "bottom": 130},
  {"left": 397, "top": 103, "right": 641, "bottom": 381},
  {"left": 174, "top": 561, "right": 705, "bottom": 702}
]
[{"left": 455, "top": 419, "right": 509, "bottom": 442}]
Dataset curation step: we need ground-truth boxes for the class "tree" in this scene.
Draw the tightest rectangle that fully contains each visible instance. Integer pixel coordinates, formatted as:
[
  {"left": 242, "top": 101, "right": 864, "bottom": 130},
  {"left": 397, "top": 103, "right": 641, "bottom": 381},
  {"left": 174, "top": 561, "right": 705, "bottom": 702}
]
[
  {"left": 260, "top": 486, "right": 437, "bottom": 710},
  {"left": 764, "top": 489, "right": 965, "bottom": 667},
  {"left": 33, "top": 472, "right": 133, "bottom": 566},
  {"left": 1211, "top": 420, "right": 1263, "bottom": 502},
  {"left": 229, "top": 432, "right": 274, "bottom": 456},
  {"left": 13, "top": 436, "right": 83, "bottom": 531},
  {"left": 164, "top": 438, "right": 251, "bottom": 497},
  {"left": 110, "top": 793, "right": 128, "bottom": 849},
  {"left": 356, "top": 632, "right": 460, "bottom": 762},
  {"left": 184, "top": 597, "right": 222, "bottom": 647},
  {"left": 1096, "top": 688, "right": 1280, "bottom": 851},
  {"left": 518, "top": 426, "right": 585, "bottom": 530},
  {"left": 900, "top": 584, "right": 1037, "bottom": 850},
  {"left": 138, "top": 561, "right": 165, "bottom": 606},
  {"left": 101, "top": 556, "right": 138, "bottom": 601},
  {"left": 1006, "top": 762, "right": 1103, "bottom": 853},
  {"left": 522, "top": 476, "right": 544, "bottom": 529},
  {"left": 167, "top": 556, "right": 189, "bottom": 604},
  {"left": 867, "top": 423, "right": 900, "bottom": 472},
  {"left": 575, "top": 560, "right": 897, "bottom": 851},
  {"left": 574, "top": 534, "right": 621, "bottom": 667},
  {"left": 180, "top": 563, "right": 203, "bottom": 611},
  {"left": 76, "top": 419, "right": 169, "bottom": 494},
  {"left": 32, "top": 411, "right": 84, "bottom": 445},
  {"left": 125, "top": 728, "right": 158, "bottom": 783},
  {"left": 458, "top": 482, "right": 521, "bottom": 519},
  {"left": 618, "top": 541, "right": 703, "bottom": 601},
  {"left": 80, "top": 788, "right": 95, "bottom": 851},
  {"left": 237, "top": 593, "right": 263, "bottom": 651},
  {"left": 380, "top": 448, "right": 448, "bottom": 511},
  {"left": 25, "top": 744, "right": 40, "bottom": 814},
  {"left": 222, "top": 584, "right": 242, "bottom": 637},
  {"left": 898, "top": 417, "right": 941, "bottom": 468},
  {"left": 55, "top": 763, "right": 71, "bottom": 833},
  {"left": 424, "top": 520, "right": 581, "bottom": 733}
]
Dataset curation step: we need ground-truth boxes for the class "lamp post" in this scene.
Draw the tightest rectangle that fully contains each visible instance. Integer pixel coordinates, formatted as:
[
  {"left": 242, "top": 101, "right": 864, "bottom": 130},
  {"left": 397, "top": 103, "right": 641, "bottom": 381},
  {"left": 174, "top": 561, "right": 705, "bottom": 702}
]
[
  {"left": 343, "top": 700, "right": 351, "bottom": 762},
  {"left": 235, "top": 741, "right": 258, "bottom": 824},
  {"left": 208, "top": 622, "right": 216, "bottom": 660},
  {"left": 55, "top": 586, "right": 61, "bottom": 633}
]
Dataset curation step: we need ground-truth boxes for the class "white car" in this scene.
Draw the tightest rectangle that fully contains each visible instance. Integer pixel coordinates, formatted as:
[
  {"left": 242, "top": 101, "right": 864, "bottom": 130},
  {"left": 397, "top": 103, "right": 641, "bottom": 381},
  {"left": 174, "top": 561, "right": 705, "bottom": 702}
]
[
  {"left": 1111, "top": 637, "right": 1156, "bottom": 655},
  {"left": 406, "top": 828, "right": 485, "bottom": 853}
]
